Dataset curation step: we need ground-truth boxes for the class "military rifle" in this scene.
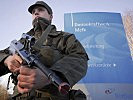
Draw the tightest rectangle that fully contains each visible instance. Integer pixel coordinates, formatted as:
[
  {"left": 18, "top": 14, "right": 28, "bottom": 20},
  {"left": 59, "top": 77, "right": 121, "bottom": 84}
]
[{"left": 9, "top": 33, "right": 70, "bottom": 95}]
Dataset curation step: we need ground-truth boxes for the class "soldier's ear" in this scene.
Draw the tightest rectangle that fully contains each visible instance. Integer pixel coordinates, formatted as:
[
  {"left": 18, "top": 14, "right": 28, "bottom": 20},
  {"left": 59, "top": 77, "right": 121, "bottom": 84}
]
[{"left": 50, "top": 14, "right": 53, "bottom": 20}]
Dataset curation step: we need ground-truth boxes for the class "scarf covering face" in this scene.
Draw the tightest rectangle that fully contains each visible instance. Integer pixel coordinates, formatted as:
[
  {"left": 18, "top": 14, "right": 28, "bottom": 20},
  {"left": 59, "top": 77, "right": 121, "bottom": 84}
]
[{"left": 32, "top": 17, "right": 51, "bottom": 39}]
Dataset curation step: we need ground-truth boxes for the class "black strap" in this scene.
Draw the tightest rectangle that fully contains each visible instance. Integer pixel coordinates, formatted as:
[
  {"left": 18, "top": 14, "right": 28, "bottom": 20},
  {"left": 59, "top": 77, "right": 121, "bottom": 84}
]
[{"left": 33, "top": 25, "right": 54, "bottom": 51}]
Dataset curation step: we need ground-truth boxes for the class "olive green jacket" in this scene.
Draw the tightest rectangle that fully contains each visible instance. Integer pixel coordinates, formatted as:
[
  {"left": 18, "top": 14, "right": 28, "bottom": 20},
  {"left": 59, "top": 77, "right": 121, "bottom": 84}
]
[{"left": 0, "top": 25, "right": 88, "bottom": 99}]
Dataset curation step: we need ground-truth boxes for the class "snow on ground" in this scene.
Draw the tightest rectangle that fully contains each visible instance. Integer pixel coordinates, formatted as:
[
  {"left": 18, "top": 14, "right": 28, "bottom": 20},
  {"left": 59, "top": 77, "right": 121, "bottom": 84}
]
[{"left": 0, "top": 73, "right": 14, "bottom": 94}]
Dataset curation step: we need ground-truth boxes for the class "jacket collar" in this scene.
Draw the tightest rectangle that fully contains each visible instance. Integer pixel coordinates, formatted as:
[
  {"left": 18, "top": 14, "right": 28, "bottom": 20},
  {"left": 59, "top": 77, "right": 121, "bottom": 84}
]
[{"left": 27, "top": 25, "right": 61, "bottom": 37}]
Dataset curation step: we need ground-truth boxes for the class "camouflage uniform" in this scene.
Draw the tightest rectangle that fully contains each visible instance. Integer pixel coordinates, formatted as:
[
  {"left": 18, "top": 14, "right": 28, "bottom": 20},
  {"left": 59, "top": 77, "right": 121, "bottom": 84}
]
[
  {"left": 0, "top": 1, "right": 88, "bottom": 100},
  {"left": 0, "top": 24, "right": 88, "bottom": 100}
]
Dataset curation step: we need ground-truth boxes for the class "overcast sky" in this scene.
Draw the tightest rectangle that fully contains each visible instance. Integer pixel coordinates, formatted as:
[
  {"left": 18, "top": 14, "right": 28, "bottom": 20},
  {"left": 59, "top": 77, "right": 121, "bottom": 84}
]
[{"left": 0, "top": 0, "right": 133, "bottom": 49}]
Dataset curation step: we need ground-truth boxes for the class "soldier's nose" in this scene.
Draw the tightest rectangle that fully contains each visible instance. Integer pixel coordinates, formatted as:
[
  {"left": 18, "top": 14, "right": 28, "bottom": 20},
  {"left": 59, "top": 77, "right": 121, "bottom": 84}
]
[{"left": 35, "top": 12, "right": 39, "bottom": 15}]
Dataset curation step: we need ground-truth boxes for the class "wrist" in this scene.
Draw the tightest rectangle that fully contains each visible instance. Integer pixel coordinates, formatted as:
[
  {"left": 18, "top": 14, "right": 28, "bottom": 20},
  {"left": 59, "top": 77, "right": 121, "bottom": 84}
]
[{"left": 3, "top": 57, "right": 9, "bottom": 67}]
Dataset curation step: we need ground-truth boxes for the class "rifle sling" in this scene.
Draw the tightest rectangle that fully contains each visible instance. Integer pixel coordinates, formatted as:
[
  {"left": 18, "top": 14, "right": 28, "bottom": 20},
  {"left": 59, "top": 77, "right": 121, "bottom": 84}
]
[{"left": 33, "top": 25, "right": 54, "bottom": 50}]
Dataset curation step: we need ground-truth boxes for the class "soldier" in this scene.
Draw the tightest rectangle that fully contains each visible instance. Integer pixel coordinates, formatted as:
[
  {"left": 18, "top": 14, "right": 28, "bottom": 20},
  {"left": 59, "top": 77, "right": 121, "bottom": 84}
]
[{"left": 0, "top": 1, "right": 88, "bottom": 100}]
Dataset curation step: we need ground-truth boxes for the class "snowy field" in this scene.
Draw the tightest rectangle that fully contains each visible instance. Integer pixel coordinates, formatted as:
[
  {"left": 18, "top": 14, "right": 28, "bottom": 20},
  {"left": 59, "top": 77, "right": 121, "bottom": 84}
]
[{"left": 0, "top": 73, "right": 14, "bottom": 94}]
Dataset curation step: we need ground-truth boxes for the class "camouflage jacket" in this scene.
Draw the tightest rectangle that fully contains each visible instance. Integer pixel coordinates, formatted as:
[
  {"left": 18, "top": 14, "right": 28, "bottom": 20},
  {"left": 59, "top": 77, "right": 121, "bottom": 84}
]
[{"left": 0, "top": 25, "right": 88, "bottom": 99}]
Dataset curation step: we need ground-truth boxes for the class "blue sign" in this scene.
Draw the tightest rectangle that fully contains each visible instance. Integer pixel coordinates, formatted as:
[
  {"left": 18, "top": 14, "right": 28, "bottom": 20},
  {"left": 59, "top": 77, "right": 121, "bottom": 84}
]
[{"left": 64, "top": 12, "right": 133, "bottom": 83}]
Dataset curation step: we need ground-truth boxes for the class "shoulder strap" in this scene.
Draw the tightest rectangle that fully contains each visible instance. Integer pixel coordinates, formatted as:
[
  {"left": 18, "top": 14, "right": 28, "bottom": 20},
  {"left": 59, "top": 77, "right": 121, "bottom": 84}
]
[{"left": 33, "top": 25, "right": 54, "bottom": 51}]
